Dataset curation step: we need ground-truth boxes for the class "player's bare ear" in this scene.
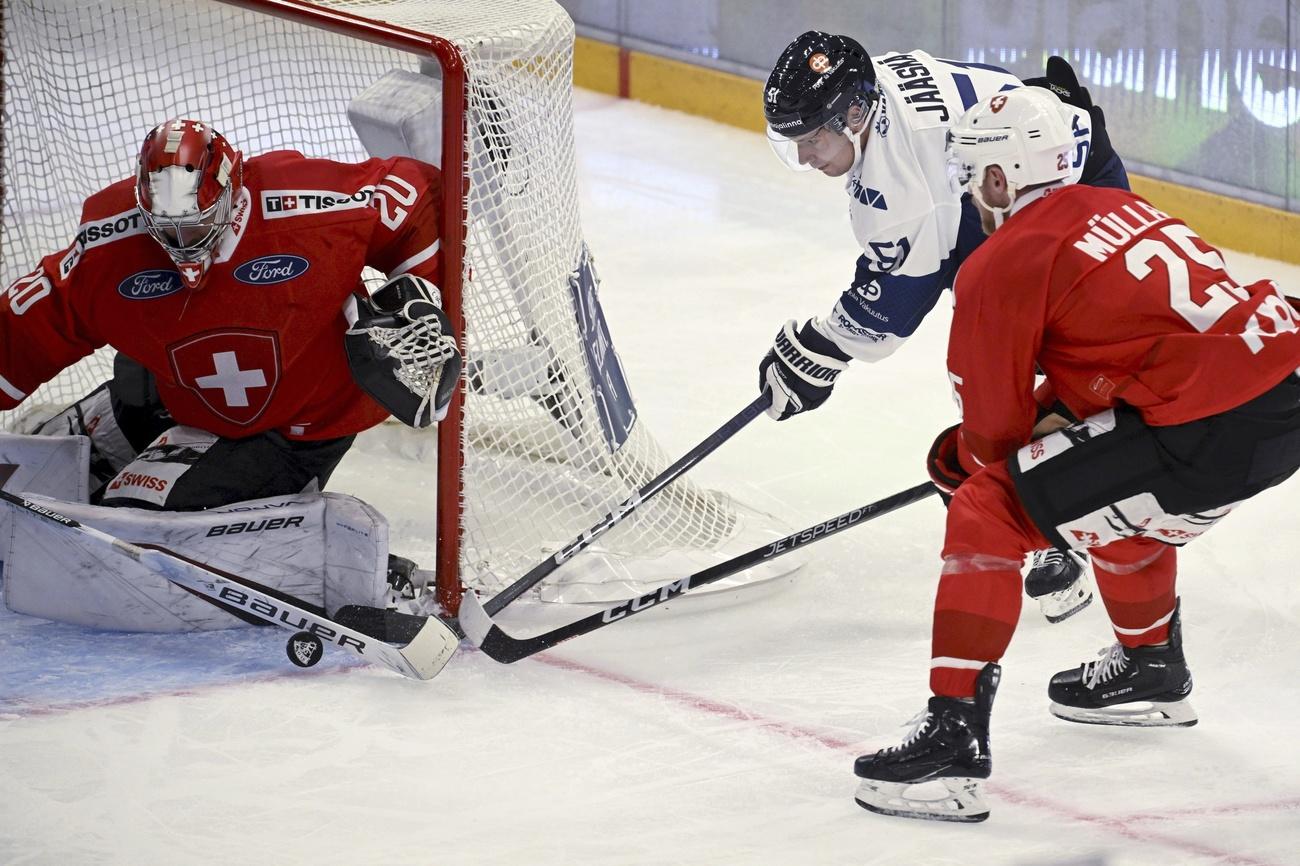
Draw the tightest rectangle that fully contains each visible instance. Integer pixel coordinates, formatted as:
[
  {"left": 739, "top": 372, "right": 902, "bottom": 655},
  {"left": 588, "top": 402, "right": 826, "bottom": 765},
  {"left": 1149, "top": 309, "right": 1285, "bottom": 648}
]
[
  {"left": 986, "top": 165, "right": 1008, "bottom": 192},
  {"left": 845, "top": 101, "right": 867, "bottom": 132}
]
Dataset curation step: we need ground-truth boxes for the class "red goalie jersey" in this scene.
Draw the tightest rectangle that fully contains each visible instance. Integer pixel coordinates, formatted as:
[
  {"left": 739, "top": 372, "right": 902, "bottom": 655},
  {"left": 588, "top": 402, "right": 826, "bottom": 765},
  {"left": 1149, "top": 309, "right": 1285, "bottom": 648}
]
[
  {"left": 948, "top": 184, "right": 1300, "bottom": 469},
  {"left": 0, "top": 151, "right": 442, "bottom": 440}
]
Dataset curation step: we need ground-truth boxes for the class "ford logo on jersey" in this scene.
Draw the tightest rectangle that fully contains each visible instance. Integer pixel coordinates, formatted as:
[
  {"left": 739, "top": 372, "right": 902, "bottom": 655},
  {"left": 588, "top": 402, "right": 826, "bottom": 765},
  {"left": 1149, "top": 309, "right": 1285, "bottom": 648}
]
[
  {"left": 234, "top": 255, "right": 310, "bottom": 285},
  {"left": 117, "top": 269, "right": 184, "bottom": 300}
]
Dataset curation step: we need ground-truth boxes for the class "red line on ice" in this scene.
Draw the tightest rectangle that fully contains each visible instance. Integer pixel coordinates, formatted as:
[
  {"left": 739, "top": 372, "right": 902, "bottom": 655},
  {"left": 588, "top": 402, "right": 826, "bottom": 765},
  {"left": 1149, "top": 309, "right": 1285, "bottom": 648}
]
[{"left": 536, "top": 652, "right": 1296, "bottom": 866}]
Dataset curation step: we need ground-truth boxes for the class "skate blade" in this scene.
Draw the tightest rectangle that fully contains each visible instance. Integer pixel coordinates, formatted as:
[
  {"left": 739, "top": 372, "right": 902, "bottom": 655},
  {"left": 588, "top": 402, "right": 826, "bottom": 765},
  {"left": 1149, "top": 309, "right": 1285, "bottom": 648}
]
[
  {"left": 1039, "top": 580, "right": 1093, "bottom": 624},
  {"left": 1049, "top": 698, "right": 1198, "bottom": 727},
  {"left": 854, "top": 777, "right": 990, "bottom": 823}
]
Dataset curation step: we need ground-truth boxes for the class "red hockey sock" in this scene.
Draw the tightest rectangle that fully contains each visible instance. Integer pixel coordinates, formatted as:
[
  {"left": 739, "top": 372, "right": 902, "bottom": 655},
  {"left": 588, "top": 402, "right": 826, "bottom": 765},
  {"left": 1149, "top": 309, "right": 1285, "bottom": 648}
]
[
  {"left": 1091, "top": 539, "right": 1177, "bottom": 647},
  {"left": 931, "top": 461, "right": 1051, "bottom": 698},
  {"left": 929, "top": 560, "right": 1023, "bottom": 698}
]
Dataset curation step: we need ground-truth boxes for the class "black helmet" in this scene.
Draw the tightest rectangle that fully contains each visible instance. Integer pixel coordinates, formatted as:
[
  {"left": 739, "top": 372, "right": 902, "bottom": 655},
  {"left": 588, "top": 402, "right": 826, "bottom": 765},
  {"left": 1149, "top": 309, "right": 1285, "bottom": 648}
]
[{"left": 764, "top": 31, "right": 877, "bottom": 139}]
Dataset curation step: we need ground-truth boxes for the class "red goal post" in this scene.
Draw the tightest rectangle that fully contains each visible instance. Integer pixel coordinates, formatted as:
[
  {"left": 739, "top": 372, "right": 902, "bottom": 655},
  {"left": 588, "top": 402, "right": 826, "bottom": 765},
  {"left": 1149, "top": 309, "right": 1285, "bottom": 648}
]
[{"left": 224, "top": 0, "right": 470, "bottom": 614}]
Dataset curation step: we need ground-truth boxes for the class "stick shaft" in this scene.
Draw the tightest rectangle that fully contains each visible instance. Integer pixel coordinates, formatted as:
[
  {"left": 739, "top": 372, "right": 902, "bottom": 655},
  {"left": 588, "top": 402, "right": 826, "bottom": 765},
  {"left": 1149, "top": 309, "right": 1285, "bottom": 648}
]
[{"left": 463, "top": 481, "right": 937, "bottom": 661}]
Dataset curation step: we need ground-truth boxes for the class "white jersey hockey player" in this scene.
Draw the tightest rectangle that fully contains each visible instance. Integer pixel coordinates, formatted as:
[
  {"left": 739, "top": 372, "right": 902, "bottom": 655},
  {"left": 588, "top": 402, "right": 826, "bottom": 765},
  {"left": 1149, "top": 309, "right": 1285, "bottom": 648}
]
[{"left": 758, "top": 32, "right": 1129, "bottom": 621}]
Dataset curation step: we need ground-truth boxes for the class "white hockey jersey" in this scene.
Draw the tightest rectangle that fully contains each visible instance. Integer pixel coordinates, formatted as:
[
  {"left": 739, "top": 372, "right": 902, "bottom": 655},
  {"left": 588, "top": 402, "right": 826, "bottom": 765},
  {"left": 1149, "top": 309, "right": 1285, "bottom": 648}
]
[{"left": 815, "top": 51, "right": 1097, "bottom": 362}]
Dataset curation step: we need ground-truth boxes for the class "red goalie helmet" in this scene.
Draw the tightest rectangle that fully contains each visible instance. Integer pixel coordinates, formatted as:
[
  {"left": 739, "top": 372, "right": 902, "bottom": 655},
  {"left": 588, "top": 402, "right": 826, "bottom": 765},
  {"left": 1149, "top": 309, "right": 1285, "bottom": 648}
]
[{"left": 135, "top": 118, "right": 243, "bottom": 288}]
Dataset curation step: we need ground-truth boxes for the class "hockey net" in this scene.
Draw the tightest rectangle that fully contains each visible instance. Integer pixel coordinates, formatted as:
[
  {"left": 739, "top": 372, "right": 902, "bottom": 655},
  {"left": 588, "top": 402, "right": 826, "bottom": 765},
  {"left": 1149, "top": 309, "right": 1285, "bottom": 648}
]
[{"left": 0, "top": 0, "right": 793, "bottom": 612}]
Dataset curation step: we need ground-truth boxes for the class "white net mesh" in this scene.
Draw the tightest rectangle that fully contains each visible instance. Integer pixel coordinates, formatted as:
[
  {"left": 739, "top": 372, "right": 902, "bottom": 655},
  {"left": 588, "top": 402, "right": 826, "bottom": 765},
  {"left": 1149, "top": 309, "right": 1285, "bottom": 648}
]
[{"left": 1, "top": 0, "right": 790, "bottom": 604}]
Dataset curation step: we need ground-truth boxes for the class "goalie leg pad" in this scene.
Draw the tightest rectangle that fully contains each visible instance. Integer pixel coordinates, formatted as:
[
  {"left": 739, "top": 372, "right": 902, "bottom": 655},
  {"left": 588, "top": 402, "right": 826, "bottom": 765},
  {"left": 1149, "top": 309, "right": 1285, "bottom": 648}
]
[
  {"left": 3, "top": 492, "right": 390, "bottom": 632},
  {"left": 0, "top": 432, "right": 91, "bottom": 503},
  {"left": 28, "top": 354, "right": 175, "bottom": 481},
  {"left": 28, "top": 384, "right": 140, "bottom": 489},
  {"left": 0, "top": 431, "right": 92, "bottom": 550}
]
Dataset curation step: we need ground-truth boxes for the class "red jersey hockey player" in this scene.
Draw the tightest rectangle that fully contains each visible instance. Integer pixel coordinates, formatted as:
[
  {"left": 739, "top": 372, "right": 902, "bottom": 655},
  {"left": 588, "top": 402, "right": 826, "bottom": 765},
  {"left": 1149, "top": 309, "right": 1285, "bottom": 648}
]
[
  {"left": 852, "top": 88, "right": 1300, "bottom": 823},
  {"left": 0, "top": 118, "right": 460, "bottom": 511}
]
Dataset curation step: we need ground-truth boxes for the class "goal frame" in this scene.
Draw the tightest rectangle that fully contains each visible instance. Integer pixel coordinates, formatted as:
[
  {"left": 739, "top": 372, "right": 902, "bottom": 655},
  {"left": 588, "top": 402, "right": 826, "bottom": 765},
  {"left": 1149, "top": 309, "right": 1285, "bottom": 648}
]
[
  {"left": 219, "top": 0, "right": 471, "bottom": 613},
  {"left": 3, "top": 0, "right": 799, "bottom": 616}
]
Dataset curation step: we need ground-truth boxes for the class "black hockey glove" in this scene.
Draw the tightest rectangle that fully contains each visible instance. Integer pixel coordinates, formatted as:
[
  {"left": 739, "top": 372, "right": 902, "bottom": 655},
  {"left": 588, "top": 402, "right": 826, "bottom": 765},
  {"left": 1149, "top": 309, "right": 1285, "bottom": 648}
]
[
  {"left": 108, "top": 352, "right": 173, "bottom": 448},
  {"left": 345, "top": 275, "right": 462, "bottom": 428},
  {"left": 1023, "top": 55, "right": 1092, "bottom": 109},
  {"left": 926, "top": 423, "right": 970, "bottom": 506},
  {"left": 758, "top": 318, "right": 851, "bottom": 421},
  {"left": 1024, "top": 55, "right": 1116, "bottom": 185}
]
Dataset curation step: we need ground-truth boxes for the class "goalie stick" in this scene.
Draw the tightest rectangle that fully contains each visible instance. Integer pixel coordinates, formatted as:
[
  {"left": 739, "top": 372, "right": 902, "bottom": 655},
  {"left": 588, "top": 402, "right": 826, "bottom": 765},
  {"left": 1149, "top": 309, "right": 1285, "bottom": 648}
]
[
  {"left": 479, "top": 394, "right": 769, "bottom": 615},
  {"left": 459, "top": 481, "right": 938, "bottom": 662},
  {"left": 0, "top": 490, "right": 459, "bottom": 680}
]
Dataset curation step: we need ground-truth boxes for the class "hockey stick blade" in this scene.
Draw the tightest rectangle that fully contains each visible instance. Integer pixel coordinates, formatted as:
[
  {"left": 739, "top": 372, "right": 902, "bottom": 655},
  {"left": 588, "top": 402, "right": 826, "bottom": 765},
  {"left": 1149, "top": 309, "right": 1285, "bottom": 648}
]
[
  {"left": 459, "top": 481, "right": 938, "bottom": 662},
  {"left": 336, "top": 604, "right": 466, "bottom": 643},
  {"left": 0, "top": 491, "right": 459, "bottom": 680},
  {"left": 479, "top": 395, "right": 769, "bottom": 615}
]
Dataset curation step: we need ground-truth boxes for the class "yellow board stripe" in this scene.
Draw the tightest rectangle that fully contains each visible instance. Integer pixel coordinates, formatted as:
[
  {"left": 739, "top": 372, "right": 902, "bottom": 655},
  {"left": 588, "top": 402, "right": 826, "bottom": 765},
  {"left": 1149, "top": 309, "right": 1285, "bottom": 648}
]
[
  {"left": 1128, "top": 175, "right": 1299, "bottom": 264},
  {"left": 574, "top": 36, "right": 1300, "bottom": 265},
  {"left": 573, "top": 37, "right": 622, "bottom": 96},
  {"left": 629, "top": 53, "right": 766, "bottom": 133}
]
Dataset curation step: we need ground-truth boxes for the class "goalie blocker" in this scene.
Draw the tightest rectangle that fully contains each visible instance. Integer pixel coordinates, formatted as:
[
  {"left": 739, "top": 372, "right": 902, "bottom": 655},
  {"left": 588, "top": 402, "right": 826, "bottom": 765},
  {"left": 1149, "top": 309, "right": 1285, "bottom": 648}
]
[{"left": 345, "top": 274, "right": 461, "bottom": 428}]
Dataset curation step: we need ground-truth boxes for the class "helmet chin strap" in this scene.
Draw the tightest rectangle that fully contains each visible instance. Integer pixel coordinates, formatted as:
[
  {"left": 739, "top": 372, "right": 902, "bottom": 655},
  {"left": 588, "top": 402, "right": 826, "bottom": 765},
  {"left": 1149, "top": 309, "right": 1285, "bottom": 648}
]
[
  {"left": 970, "top": 173, "right": 1018, "bottom": 229},
  {"left": 850, "top": 125, "right": 866, "bottom": 169},
  {"left": 847, "top": 98, "right": 880, "bottom": 168}
]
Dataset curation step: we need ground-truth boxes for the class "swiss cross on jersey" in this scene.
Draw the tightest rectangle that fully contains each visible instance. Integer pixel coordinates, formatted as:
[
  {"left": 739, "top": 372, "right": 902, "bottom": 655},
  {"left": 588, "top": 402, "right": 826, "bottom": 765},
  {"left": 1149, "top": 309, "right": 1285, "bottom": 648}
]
[{"left": 168, "top": 330, "right": 281, "bottom": 426}]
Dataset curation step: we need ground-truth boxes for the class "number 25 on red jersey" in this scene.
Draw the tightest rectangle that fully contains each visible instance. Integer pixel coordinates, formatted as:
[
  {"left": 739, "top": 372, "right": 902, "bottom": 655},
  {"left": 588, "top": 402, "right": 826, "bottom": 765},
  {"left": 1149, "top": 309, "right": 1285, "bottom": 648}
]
[{"left": 1125, "top": 223, "right": 1298, "bottom": 353}]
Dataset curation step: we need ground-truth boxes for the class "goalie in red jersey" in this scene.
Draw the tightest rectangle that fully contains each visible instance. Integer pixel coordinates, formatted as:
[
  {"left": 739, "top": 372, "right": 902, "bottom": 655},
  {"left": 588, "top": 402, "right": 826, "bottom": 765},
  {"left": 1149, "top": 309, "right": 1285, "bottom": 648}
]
[
  {"left": 851, "top": 88, "right": 1300, "bottom": 823},
  {"left": 0, "top": 118, "right": 460, "bottom": 511}
]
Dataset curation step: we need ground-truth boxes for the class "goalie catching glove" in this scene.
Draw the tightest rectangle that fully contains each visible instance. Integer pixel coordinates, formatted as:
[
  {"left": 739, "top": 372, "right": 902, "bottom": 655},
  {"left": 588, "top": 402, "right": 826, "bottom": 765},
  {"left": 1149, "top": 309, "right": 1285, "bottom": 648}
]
[
  {"left": 345, "top": 274, "right": 461, "bottom": 428},
  {"left": 759, "top": 318, "right": 851, "bottom": 421}
]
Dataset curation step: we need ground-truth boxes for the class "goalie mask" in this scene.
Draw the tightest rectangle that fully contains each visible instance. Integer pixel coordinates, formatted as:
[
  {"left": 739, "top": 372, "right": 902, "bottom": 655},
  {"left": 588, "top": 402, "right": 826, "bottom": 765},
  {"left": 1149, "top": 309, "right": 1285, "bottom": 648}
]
[
  {"left": 945, "top": 87, "right": 1075, "bottom": 223},
  {"left": 763, "top": 31, "right": 878, "bottom": 171},
  {"left": 135, "top": 118, "right": 243, "bottom": 289}
]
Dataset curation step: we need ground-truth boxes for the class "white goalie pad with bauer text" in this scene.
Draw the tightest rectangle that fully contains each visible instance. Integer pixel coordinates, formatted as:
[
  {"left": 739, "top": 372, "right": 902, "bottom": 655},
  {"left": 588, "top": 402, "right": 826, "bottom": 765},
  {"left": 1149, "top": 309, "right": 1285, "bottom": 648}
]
[
  {"left": 3, "top": 491, "right": 391, "bottom": 633},
  {"left": 0, "top": 432, "right": 91, "bottom": 543}
]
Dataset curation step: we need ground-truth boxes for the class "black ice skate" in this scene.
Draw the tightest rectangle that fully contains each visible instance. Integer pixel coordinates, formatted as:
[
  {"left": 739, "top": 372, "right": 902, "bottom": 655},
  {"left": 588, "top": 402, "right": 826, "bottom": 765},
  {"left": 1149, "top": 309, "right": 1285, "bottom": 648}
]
[
  {"left": 384, "top": 554, "right": 447, "bottom": 618},
  {"left": 386, "top": 553, "right": 421, "bottom": 603},
  {"left": 1048, "top": 599, "right": 1196, "bottom": 727},
  {"left": 1025, "top": 548, "right": 1092, "bottom": 623},
  {"left": 854, "top": 664, "right": 1000, "bottom": 823}
]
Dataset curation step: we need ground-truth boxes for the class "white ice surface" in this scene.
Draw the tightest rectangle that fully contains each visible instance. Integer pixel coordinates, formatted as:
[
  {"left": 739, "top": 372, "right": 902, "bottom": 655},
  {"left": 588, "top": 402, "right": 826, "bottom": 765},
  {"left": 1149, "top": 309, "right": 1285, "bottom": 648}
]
[{"left": 3, "top": 91, "right": 1300, "bottom": 866}]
